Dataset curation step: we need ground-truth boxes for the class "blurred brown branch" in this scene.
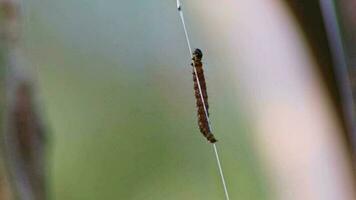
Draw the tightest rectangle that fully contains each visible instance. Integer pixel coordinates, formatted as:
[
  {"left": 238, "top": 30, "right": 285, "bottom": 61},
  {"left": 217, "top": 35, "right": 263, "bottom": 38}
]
[
  {"left": 0, "top": 0, "right": 48, "bottom": 199},
  {"left": 286, "top": 0, "right": 356, "bottom": 168}
]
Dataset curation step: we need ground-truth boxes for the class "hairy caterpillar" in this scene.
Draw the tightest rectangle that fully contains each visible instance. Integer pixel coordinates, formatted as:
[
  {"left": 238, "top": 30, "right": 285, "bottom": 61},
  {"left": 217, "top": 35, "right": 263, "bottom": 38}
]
[{"left": 191, "top": 48, "right": 217, "bottom": 143}]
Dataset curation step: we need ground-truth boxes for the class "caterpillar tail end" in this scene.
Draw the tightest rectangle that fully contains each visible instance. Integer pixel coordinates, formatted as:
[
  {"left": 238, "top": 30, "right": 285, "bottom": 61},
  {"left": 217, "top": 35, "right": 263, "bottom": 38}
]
[{"left": 207, "top": 133, "right": 218, "bottom": 143}]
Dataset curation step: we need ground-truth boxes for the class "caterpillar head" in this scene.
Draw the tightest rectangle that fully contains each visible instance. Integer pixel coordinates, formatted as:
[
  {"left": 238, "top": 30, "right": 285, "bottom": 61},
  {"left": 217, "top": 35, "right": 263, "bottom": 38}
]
[{"left": 193, "top": 48, "right": 203, "bottom": 60}]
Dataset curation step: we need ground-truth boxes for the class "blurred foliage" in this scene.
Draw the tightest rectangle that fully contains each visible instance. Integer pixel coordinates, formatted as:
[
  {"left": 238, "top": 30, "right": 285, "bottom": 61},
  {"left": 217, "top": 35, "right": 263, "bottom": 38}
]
[
  {"left": 0, "top": 10, "right": 9, "bottom": 200},
  {"left": 20, "top": 0, "right": 268, "bottom": 199}
]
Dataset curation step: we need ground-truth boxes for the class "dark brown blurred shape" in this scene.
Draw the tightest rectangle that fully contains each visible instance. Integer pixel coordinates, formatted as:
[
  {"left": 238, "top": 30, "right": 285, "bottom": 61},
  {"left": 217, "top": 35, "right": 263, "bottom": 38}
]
[
  {"left": 285, "top": 0, "right": 356, "bottom": 168},
  {"left": 337, "top": 0, "right": 356, "bottom": 104},
  {"left": 0, "top": 0, "right": 48, "bottom": 199}
]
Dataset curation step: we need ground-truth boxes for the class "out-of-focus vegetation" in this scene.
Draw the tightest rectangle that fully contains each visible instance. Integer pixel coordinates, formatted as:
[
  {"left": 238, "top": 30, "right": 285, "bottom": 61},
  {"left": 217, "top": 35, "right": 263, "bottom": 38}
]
[{"left": 22, "top": 1, "right": 267, "bottom": 199}]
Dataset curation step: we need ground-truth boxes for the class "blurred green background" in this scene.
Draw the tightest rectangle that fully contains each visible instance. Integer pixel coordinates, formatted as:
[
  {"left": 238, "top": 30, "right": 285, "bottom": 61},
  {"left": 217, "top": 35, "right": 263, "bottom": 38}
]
[{"left": 22, "top": 0, "right": 268, "bottom": 199}]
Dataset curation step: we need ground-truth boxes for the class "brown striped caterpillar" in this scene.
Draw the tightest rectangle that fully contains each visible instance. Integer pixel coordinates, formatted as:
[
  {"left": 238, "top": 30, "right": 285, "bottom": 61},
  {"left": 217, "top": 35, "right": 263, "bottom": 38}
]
[{"left": 191, "top": 48, "right": 217, "bottom": 143}]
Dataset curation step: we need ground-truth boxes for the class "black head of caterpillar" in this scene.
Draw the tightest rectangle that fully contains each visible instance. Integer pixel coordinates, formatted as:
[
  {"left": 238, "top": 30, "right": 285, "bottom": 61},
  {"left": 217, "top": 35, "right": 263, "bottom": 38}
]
[
  {"left": 193, "top": 48, "right": 203, "bottom": 60},
  {"left": 191, "top": 48, "right": 217, "bottom": 143}
]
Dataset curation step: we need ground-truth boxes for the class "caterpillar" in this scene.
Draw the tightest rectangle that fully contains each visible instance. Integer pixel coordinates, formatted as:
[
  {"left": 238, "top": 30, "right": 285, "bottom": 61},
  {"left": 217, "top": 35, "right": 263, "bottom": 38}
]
[{"left": 191, "top": 48, "right": 217, "bottom": 143}]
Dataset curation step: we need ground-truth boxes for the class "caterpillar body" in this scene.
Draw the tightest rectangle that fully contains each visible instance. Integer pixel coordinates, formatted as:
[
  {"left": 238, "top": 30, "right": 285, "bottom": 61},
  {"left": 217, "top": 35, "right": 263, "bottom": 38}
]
[{"left": 191, "top": 48, "right": 217, "bottom": 143}]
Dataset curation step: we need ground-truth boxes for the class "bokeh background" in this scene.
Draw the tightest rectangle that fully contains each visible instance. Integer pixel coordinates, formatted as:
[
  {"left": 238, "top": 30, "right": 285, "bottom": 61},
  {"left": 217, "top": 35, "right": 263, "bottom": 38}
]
[{"left": 22, "top": 1, "right": 267, "bottom": 199}]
